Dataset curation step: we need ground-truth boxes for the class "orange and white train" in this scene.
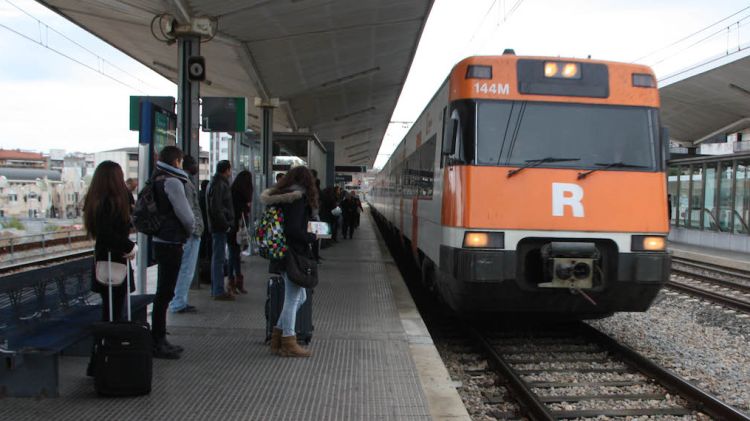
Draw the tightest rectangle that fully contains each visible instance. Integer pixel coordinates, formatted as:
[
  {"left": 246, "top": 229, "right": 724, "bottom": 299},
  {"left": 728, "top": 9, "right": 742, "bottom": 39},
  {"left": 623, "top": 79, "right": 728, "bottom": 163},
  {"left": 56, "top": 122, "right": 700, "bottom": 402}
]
[{"left": 370, "top": 51, "right": 670, "bottom": 317}]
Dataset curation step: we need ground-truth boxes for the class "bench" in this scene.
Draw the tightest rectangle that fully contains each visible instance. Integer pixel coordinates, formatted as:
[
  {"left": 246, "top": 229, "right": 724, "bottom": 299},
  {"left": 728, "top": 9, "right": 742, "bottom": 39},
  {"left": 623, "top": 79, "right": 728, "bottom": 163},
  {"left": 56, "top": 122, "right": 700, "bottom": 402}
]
[{"left": 0, "top": 257, "right": 153, "bottom": 397}]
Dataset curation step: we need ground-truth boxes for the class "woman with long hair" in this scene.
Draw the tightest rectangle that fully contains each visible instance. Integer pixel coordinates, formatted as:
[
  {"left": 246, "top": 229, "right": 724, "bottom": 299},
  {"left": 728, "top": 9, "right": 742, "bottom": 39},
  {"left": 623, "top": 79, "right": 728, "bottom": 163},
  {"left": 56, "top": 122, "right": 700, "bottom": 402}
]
[
  {"left": 83, "top": 161, "right": 137, "bottom": 375},
  {"left": 83, "top": 161, "right": 137, "bottom": 320},
  {"left": 227, "top": 170, "right": 254, "bottom": 294},
  {"left": 260, "top": 165, "right": 318, "bottom": 357}
]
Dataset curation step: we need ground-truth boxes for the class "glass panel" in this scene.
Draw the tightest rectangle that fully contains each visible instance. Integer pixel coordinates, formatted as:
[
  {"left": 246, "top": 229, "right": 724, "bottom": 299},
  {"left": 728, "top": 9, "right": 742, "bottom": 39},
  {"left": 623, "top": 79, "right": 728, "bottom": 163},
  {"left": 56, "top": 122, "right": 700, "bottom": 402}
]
[
  {"left": 668, "top": 166, "right": 679, "bottom": 225},
  {"left": 690, "top": 165, "right": 703, "bottom": 229},
  {"left": 678, "top": 166, "right": 690, "bottom": 227},
  {"left": 477, "top": 101, "right": 658, "bottom": 170},
  {"left": 703, "top": 163, "right": 717, "bottom": 230},
  {"left": 718, "top": 162, "right": 733, "bottom": 232},
  {"left": 735, "top": 160, "right": 750, "bottom": 234}
]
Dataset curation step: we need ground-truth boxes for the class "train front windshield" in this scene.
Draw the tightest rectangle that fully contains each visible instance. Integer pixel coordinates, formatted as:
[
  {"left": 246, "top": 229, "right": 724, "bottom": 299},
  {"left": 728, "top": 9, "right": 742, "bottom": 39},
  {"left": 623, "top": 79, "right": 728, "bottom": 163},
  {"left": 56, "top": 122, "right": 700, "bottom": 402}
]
[{"left": 472, "top": 101, "right": 660, "bottom": 170}]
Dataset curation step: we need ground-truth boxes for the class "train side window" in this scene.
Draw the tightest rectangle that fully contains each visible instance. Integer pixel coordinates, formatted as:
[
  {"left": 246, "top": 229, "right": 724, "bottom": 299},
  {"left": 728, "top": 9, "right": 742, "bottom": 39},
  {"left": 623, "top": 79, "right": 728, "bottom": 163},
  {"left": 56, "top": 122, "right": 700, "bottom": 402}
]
[
  {"left": 440, "top": 106, "right": 447, "bottom": 168},
  {"left": 442, "top": 109, "right": 460, "bottom": 165}
]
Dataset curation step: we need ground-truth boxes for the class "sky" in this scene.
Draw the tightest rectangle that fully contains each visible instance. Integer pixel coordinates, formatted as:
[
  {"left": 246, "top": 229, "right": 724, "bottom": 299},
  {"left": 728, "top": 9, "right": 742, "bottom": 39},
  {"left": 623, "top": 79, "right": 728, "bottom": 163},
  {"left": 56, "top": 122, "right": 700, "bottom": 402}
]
[{"left": 1, "top": 0, "right": 750, "bottom": 167}]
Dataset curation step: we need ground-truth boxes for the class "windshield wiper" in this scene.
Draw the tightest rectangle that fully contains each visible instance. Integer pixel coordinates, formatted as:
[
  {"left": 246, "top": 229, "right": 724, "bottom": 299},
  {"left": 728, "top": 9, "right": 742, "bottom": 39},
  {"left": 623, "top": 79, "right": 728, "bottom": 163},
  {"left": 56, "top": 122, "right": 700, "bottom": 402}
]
[
  {"left": 577, "top": 162, "right": 649, "bottom": 180},
  {"left": 507, "top": 157, "right": 580, "bottom": 178}
]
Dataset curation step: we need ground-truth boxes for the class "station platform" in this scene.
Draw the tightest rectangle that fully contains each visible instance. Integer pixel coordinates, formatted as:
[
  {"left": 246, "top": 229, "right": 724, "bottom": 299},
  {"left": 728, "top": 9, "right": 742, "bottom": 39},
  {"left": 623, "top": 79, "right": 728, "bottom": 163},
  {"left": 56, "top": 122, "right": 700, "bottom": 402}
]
[
  {"left": 669, "top": 241, "right": 750, "bottom": 272},
  {"left": 2, "top": 211, "right": 469, "bottom": 421}
]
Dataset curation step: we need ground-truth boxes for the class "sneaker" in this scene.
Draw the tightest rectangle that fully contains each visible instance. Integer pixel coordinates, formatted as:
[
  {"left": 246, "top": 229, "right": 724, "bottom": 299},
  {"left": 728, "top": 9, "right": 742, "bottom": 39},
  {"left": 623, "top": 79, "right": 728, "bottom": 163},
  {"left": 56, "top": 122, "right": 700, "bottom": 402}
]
[
  {"left": 176, "top": 305, "right": 198, "bottom": 314},
  {"left": 213, "top": 293, "right": 235, "bottom": 301}
]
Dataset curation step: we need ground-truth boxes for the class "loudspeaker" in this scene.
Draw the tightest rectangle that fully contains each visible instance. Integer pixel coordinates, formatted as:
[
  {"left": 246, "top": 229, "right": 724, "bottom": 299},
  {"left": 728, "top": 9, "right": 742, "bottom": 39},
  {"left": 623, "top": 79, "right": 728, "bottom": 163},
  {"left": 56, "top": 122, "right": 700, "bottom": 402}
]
[{"left": 187, "top": 56, "right": 206, "bottom": 81}]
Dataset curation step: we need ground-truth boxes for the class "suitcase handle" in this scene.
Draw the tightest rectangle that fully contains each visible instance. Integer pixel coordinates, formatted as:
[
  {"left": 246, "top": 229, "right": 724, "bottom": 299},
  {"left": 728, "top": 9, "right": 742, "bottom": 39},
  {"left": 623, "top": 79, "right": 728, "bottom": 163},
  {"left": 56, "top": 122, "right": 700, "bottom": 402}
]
[{"left": 107, "top": 252, "right": 132, "bottom": 322}]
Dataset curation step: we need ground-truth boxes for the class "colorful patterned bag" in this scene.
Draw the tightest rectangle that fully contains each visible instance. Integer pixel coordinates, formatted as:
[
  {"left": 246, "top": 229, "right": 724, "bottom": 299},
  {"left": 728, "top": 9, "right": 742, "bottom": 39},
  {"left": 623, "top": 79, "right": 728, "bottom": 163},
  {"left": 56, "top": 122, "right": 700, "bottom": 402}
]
[{"left": 254, "top": 206, "right": 288, "bottom": 260}]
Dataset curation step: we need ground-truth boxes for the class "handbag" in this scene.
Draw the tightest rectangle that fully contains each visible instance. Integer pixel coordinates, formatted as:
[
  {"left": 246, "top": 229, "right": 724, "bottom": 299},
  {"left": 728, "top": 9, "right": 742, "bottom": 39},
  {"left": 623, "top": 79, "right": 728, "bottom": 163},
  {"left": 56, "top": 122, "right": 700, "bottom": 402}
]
[
  {"left": 236, "top": 214, "right": 251, "bottom": 247},
  {"left": 285, "top": 247, "right": 318, "bottom": 288},
  {"left": 95, "top": 251, "right": 127, "bottom": 286}
]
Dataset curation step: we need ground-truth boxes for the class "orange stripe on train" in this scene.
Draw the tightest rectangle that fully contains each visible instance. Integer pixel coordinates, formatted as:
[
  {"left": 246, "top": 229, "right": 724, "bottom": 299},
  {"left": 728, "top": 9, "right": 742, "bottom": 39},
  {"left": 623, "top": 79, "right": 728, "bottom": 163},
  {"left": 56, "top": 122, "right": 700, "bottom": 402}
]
[{"left": 442, "top": 166, "right": 668, "bottom": 233}]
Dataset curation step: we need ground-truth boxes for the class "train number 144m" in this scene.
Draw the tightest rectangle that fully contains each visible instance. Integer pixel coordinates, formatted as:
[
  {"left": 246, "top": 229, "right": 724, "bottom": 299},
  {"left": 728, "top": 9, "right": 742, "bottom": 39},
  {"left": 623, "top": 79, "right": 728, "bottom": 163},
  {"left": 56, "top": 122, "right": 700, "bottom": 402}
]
[{"left": 473, "top": 82, "right": 510, "bottom": 95}]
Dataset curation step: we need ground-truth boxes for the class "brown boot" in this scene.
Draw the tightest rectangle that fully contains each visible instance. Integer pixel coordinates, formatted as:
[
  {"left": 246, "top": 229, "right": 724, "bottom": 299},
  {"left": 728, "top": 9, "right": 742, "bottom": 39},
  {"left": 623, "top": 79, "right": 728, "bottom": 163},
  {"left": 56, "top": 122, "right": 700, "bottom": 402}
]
[
  {"left": 224, "top": 276, "right": 235, "bottom": 296},
  {"left": 279, "top": 336, "right": 311, "bottom": 358},
  {"left": 236, "top": 274, "right": 248, "bottom": 294},
  {"left": 270, "top": 327, "right": 282, "bottom": 355}
]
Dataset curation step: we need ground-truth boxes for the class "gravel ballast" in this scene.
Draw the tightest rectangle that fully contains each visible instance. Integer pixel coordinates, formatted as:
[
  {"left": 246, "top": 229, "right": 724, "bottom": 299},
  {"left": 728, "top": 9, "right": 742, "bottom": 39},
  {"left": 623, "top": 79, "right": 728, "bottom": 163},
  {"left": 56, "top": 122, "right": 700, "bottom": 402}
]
[{"left": 589, "top": 290, "right": 750, "bottom": 412}]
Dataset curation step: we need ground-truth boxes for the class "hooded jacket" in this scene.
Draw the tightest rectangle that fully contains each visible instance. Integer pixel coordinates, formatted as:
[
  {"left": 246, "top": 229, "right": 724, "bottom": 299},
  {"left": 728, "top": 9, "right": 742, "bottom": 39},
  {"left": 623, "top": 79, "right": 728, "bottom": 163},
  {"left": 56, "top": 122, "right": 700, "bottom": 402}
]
[
  {"left": 153, "top": 161, "right": 194, "bottom": 244},
  {"left": 260, "top": 185, "right": 316, "bottom": 274}
]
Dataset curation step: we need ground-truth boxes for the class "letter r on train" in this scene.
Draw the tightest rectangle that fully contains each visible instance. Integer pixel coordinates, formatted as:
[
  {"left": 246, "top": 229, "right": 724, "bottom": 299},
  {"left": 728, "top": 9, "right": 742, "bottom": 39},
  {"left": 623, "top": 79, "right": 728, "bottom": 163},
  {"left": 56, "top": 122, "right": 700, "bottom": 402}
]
[{"left": 552, "top": 183, "right": 584, "bottom": 218}]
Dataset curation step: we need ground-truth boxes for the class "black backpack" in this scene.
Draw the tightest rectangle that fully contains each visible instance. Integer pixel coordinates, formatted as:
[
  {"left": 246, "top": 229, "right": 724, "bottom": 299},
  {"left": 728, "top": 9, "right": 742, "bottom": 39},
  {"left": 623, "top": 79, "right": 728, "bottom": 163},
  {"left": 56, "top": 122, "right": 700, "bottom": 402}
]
[{"left": 132, "top": 177, "right": 164, "bottom": 235}]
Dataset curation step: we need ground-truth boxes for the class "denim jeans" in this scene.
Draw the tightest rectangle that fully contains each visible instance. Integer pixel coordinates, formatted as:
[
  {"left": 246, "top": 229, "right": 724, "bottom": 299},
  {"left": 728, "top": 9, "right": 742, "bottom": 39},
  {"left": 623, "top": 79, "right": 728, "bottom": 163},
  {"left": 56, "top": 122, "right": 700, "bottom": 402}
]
[
  {"left": 276, "top": 272, "right": 307, "bottom": 337},
  {"left": 211, "top": 232, "right": 227, "bottom": 296},
  {"left": 169, "top": 234, "right": 201, "bottom": 312},
  {"left": 227, "top": 241, "right": 241, "bottom": 278}
]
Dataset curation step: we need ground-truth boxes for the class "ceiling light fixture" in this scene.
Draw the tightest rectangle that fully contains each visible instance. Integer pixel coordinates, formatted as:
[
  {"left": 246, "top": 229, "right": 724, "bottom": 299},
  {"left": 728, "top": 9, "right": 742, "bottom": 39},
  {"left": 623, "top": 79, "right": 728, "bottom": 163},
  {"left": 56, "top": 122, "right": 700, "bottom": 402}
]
[
  {"left": 341, "top": 128, "right": 372, "bottom": 139},
  {"left": 320, "top": 66, "right": 380, "bottom": 88},
  {"left": 348, "top": 150, "right": 370, "bottom": 159},
  {"left": 334, "top": 106, "right": 376, "bottom": 122},
  {"left": 345, "top": 140, "right": 370, "bottom": 151}
]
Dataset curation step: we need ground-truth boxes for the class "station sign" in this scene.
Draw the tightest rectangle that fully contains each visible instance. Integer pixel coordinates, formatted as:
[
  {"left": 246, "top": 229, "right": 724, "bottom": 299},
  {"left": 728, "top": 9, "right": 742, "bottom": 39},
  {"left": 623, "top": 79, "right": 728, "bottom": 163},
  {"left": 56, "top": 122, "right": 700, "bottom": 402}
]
[
  {"left": 202, "top": 97, "right": 246, "bottom": 132},
  {"left": 129, "top": 96, "right": 175, "bottom": 131}
]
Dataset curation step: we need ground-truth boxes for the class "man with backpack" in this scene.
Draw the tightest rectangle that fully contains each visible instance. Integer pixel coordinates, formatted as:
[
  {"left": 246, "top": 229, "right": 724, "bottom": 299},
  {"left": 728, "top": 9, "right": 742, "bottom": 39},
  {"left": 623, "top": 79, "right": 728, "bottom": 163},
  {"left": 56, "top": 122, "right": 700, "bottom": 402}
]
[
  {"left": 206, "top": 160, "right": 235, "bottom": 301},
  {"left": 150, "top": 146, "right": 194, "bottom": 359}
]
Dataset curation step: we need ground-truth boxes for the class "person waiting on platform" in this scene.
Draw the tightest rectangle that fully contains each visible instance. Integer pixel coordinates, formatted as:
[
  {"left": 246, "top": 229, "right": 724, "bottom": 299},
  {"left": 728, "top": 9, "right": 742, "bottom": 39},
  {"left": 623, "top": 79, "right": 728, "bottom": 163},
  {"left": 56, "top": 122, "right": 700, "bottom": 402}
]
[
  {"left": 261, "top": 166, "right": 318, "bottom": 358},
  {"left": 275, "top": 172, "right": 285, "bottom": 184},
  {"left": 169, "top": 155, "right": 203, "bottom": 314},
  {"left": 151, "top": 146, "right": 194, "bottom": 359},
  {"left": 83, "top": 161, "right": 137, "bottom": 375},
  {"left": 340, "top": 191, "right": 357, "bottom": 240},
  {"left": 227, "top": 170, "right": 253, "bottom": 295},
  {"left": 207, "top": 160, "right": 235, "bottom": 300}
]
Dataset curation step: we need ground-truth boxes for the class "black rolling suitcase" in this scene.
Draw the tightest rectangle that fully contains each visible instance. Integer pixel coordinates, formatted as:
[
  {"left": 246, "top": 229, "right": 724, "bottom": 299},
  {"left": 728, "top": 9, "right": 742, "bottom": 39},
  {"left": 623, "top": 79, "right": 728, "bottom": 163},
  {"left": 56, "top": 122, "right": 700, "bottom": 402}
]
[
  {"left": 92, "top": 256, "right": 153, "bottom": 397},
  {"left": 265, "top": 276, "right": 313, "bottom": 344}
]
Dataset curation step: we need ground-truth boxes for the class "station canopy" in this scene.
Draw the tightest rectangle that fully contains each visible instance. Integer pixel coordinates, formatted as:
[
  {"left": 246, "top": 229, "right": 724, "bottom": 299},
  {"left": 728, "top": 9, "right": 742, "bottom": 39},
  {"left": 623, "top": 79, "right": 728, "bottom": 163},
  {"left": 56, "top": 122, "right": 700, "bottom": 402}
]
[
  {"left": 660, "top": 53, "right": 750, "bottom": 145},
  {"left": 37, "top": 0, "right": 434, "bottom": 167}
]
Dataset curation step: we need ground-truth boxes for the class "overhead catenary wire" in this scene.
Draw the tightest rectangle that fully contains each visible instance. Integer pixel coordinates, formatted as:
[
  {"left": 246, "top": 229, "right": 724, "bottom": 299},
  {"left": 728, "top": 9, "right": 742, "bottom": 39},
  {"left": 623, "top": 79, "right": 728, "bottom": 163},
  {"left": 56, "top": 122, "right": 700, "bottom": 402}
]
[
  {"left": 632, "top": 4, "right": 750, "bottom": 63},
  {"left": 649, "top": 15, "right": 750, "bottom": 67},
  {"left": 1, "top": 0, "right": 156, "bottom": 92}
]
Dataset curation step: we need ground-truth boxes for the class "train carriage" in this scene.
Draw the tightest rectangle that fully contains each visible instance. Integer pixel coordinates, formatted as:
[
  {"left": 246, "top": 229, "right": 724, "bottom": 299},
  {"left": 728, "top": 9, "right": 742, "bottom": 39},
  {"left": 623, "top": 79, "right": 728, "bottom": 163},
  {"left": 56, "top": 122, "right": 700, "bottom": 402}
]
[{"left": 371, "top": 51, "right": 670, "bottom": 318}]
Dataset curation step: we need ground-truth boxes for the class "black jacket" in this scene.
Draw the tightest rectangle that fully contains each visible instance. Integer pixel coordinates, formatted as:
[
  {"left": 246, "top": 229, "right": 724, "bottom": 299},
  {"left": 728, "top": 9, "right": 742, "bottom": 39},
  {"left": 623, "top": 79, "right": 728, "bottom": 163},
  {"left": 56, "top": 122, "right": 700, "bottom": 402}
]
[
  {"left": 260, "top": 187, "right": 315, "bottom": 274},
  {"left": 207, "top": 174, "right": 234, "bottom": 233},
  {"left": 91, "top": 199, "right": 135, "bottom": 293},
  {"left": 229, "top": 186, "right": 252, "bottom": 245}
]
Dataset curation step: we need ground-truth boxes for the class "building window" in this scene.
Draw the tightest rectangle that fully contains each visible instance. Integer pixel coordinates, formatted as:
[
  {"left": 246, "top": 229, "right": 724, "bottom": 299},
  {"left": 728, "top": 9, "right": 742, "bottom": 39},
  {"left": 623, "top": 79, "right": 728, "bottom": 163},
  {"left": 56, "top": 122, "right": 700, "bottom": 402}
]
[
  {"left": 718, "top": 162, "right": 733, "bottom": 233},
  {"left": 689, "top": 165, "right": 703, "bottom": 229},
  {"left": 703, "top": 163, "right": 717, "bottom": 231},
  {"left": 735, "top": 160, "right": 750, "bottom": 234},
  {"left": 677, "top": 166, "right": 690, "bottom": 228}
]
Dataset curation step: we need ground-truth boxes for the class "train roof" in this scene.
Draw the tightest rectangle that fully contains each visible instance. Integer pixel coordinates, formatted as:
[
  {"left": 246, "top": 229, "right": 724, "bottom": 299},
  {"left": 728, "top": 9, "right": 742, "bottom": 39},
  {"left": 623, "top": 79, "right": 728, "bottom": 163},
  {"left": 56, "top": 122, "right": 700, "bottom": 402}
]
[{"left": 449, "top": 54, "right": 659, "bottom": 107}]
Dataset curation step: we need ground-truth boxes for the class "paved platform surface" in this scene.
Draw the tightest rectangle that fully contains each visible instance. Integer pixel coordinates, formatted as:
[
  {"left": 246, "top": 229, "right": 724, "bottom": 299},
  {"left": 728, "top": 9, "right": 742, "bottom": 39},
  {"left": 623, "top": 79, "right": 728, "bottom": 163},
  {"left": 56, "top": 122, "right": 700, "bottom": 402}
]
[
  {"left": 2, "top": 211, "right": 469, "bottom": 420},
  {"left": 670, "top": 241, "right": 750, "bottom": 272}
]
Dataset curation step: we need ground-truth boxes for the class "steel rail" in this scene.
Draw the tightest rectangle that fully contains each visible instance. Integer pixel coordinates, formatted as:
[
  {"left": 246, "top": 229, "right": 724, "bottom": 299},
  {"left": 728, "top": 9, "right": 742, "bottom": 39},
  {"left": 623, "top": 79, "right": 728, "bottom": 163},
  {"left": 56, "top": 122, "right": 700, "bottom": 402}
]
[
  {"left": 666, "top": 280, "right": 750, "bottom": 313},
  {"left": 0, "top": 249, "right": 94, "bottom": 275},
  {"left": 580, "top": 323, "right": 750, "bottom": 421},
  {"left": 671, "top": 267, "right": 750, "bottom": 294},
  {"left": 672, "top": 257, "right": 750, "bottom": 282},
  {"left": 466, "top": 326, "right": 555, "bottom": 421}
]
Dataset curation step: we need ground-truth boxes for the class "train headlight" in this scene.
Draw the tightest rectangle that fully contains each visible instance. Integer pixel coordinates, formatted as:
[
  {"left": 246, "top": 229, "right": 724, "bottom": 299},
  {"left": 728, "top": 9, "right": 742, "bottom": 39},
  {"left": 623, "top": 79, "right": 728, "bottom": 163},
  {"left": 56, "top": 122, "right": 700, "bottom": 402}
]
[
  {"left": 544, "top": 61, "right": 581, "bottom": 79},
  {"left": 463, "top": 231, "right": 505, "bottom": 249},
  {"left": 631, "top": 235, "right": 666, "bottom": 252},
  {"left": 544, "top": 62, "right": 558, "bottom": 77}
]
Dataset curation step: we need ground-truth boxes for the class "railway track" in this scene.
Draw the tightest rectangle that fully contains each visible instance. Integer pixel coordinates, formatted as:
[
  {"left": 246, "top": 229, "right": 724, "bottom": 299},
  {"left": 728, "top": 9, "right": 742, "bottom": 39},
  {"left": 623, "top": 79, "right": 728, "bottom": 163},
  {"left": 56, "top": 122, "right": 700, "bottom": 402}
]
[
  {"left": 669, "top": 257, "right": 750, "bottom": 314},
  {"left": 0, "top": 249, "right": 93, "bottom": 275},
  {"left": 468, "top": 322, "right": 750, "bottom": 420}
]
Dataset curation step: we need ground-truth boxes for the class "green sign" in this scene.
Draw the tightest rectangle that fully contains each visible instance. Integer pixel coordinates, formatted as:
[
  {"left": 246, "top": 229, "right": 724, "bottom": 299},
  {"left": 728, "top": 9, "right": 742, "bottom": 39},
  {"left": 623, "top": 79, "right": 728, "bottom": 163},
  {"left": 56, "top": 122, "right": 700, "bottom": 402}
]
[{"left": 129, "top": 96, "right": 175, "bottom": 131}]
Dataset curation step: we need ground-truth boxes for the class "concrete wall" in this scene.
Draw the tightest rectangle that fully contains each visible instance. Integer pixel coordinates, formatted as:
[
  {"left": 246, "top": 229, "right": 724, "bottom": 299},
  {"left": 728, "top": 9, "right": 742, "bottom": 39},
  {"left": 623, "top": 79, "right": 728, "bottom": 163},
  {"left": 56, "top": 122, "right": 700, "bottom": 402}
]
[{"left": 669, "top": 226, "right": 750, "bottom": 253}]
